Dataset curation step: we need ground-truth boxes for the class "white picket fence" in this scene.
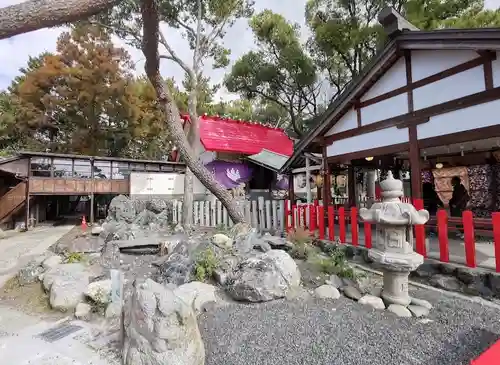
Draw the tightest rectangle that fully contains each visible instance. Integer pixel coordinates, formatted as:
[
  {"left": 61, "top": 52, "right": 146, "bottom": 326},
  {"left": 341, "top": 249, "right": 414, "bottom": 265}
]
[{"left": 172, "top": 197, "right": 287, "bottom": 232}]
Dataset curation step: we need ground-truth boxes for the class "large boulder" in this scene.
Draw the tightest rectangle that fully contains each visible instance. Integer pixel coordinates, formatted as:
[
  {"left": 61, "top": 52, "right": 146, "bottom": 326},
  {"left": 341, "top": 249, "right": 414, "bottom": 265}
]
[
  {"left": 226, "top": 250, "right": 301, "bottom": 302},
  {"left": 146, "top": 199, "right": 168, "bottom": 214},
  {"left": 174, "top": 281, "right": 218, "bottom": 314},
  {"left": 122, "top": 279, "right": 205, "bottom": 365},
  {"left": 43, "top": 263, "right": 91, "bottom": 311},
  {"left": 108, "top": 195, "right": 136, "bottom": 223}
]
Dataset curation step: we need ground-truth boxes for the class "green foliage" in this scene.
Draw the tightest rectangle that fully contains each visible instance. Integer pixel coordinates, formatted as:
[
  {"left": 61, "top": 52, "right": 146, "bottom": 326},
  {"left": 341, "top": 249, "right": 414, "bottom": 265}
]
[
  {"left": 224, "top": 10, "right": 322, "bottom": 135},
  {"left": 193, "top": 247, "right": 219, "bottom": 282},
  {"left": 287, "top": 227, "right": 315, "bottom": 260},
  {"left": 311, "top": 246, "right": 357, "bottom": 279},
  {"left": 66, "top": 252, "right": 83, "bottom": 263}
]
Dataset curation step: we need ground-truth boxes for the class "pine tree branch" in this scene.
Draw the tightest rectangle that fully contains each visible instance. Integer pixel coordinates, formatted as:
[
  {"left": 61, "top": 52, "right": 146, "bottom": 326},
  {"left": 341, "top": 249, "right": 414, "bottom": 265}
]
[
  {"left": 157, "top": 28, "right": 194, "bottom": 78},
  {"left": 0, "top": 0, "right": 121, "bottom": 40}
]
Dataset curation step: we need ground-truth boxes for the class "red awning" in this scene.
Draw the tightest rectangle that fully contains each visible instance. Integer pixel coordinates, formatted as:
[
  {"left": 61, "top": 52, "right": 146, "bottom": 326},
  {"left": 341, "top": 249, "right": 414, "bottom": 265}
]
[{"left": 198, "top": 115, "right": 293, "bottom": 156}]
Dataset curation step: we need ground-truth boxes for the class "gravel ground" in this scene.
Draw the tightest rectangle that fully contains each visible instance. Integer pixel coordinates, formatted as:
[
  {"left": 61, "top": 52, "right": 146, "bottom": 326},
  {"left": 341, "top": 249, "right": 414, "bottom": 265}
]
[{"left": 199, "top": 287, "right": 500, "bottom": 365}]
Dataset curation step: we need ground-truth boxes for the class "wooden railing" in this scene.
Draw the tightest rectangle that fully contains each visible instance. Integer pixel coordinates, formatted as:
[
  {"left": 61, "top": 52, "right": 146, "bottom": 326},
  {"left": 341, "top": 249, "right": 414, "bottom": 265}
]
[{"left": 0, "top": 181, "right": 26, "bottom": 222}]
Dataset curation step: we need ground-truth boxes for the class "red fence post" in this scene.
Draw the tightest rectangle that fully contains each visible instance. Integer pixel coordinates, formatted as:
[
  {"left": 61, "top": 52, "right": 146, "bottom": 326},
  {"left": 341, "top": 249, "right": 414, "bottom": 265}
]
[
  {"left": 364, "top": 222, "right": 372, "bottom": 249},
  {"left": 314, "top": 200, "right": 319, "bottom": 228},
  {"left": 351, "top": 207, "right": 358, "bottom": 246},
  {"left": 291, "top": 205, "right": 296, "bottom": 230},
  {"left": 413, "top": 198, "right": 427, "bottom": 257},
  {"left": 493, "top": 212, "right": 500, "bottom": 273},
  {"left": 462, "top": 210, "right": 476, "bottom": 268},
  {"left": 318, "top": 206, "right": 325, "bottom": 240},
  {"left": 339, "top": 207, "right": 346, "bottom": 243},
  {"left": 309, "top": 204, "right": 316, "bottom": 234},
  {"left": 284, "top": 200, "right": 290, "bottom": 232},
  {"left": 328, "top": 206, "right": 334, "bottom": 241},
  {"left": 437, "top": 209, "right": 449, "bottom": 263}
]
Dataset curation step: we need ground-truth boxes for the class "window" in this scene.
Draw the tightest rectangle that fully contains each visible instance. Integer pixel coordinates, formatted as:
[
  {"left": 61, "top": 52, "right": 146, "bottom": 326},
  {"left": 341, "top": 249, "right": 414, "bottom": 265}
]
[
  {"left": 93, "top": 161, "right": 111, "bottom": 179},
  {"left": 111, "top": 162, "right": 129, "bottom": 179},
  {"left": 52, "top": 158, "right": 72, "bottom": 178},
  {"left": 30, "top": 157, "right": 52, "bottom": 177},
  {"left": 146, "top": 163, "right": 160, "bottom": 172},
  {"left": 130, "top": 163, "right": 145, "bottom": 172},
  {"left": 160, "top": 164, "right": 173, "bottom": 172},
  {"left": 73, "top": 159, "right": 91, "bottom": 178}
]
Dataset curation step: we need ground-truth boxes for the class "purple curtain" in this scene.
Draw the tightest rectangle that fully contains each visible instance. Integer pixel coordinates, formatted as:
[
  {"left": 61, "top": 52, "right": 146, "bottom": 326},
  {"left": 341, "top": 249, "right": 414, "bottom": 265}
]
[
  {"left": 274, "top": 174, "right": 289, "bottom": 190},
  {"left": 205, "top": 161, "right": 253, "bottom": 189}
]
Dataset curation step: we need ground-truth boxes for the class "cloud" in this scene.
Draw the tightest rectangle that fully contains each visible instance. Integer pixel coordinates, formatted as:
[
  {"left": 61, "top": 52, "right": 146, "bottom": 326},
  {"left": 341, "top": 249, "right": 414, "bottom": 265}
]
[{"left": 0, "top": 0, "right": 498, "bottom": 100}]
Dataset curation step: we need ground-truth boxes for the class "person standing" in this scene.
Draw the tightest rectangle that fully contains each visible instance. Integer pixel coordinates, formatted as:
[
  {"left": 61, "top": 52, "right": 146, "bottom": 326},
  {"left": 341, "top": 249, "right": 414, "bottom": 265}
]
[{"left": 448, "top": 176, "right": 469, "bottom": 238}]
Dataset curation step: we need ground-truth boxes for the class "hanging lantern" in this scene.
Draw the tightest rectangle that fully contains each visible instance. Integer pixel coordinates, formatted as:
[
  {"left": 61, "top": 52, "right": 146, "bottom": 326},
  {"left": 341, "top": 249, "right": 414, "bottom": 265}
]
[{"left": 315, "top": 174, "right": 324, "bottom": 188}]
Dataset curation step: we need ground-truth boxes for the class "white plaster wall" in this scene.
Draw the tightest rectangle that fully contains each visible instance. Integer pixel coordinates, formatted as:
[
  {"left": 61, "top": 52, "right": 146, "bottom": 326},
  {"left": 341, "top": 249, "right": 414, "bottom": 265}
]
[
  {"left": 361, "top": 57, "right": 406, "bottom": 100},
  {"left": 326, "top": 126, "right": 409, "bottom": 157},
  {"left": 130, "top": 172, "right": 206, "bottom": 197},
  {"left": 417, "top": 99, "right": 500, "bottom": 140},
  {"left": 411, "top": 50, "right": 478, "bottom": 81},
  {"left": 413, "top": 66, "right": 485, "bottom": 110},
  {"left": 360, "top": 93, "right": 408, "bottom": 125},
  {"left": 325, "top": 107, "right": 357, "bottom": 135},
  {"left": 493, "top": 52, "right": 500, "bottom": 88}
]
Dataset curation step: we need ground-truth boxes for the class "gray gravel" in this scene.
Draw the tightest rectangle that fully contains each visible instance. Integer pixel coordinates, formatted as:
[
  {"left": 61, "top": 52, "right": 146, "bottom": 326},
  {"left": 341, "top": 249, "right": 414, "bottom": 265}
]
[{"left": 199, "top": 288, "right": 500, "bottom": 365}]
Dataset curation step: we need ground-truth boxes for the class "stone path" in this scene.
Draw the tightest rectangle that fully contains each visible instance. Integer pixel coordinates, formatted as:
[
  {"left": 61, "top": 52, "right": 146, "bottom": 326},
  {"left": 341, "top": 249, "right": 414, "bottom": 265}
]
[
  {"left": 0, "top": 305, "right": 119, "bottom": 365},
  {"left": 0, "top": 225, "right": 75, "bottom": 288},
  {"left": 199, "top": 286, "right": 500, "bottom": 365}
]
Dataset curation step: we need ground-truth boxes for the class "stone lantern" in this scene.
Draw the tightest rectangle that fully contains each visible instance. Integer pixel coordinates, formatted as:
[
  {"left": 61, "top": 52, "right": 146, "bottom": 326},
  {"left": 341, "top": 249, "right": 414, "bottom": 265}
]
[{"left": 359, "top": 171, "right": 429, "bottom": 307}]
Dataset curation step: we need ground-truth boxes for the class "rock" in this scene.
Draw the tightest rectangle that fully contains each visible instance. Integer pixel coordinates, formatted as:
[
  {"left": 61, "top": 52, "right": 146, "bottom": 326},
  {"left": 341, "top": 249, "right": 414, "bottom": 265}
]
[
  {"left": 122, "top": 279, "right": 205, "bottom": 365},
  {"left": 488, "top": 273, "right": 500, "bottom": 297},
  {"left": 411, "top": 262, "right": 439, "bottom": 278},
  {"left": 42, "top": 255, "right": 63, "bottom": 270},
  {"left": 146, "top": 198, "right": 167, "bottom": 214},
  {"left": 387, "top": 304, "right": 412, "bottom": 317},
  {"left": 261, "top": 233, "right": 293, "bottom": 250},
  {"left": 408, "top": 304, "right": 429, "bottom": 317},
  {"left": 59, "top": 236, "right": 104, "bottom": 254},
  {"left": 430, "top": 274, "right": 462, "bottom": 291},
  {"left": 358, "top": 295, "right": 385, "bottom": 310},
  {"left": 314, "top": 285, "right": 341, "bottom": 300},
  {"left": 174, "top": 281, "right": 218, "bottom": 314},
  {"left": 211, "top": 233, "right": 233, "bottom": 249},
  {"left": 18, "top": 260, "right": 45, "bottom": 285},
  {"left": 456, "top": 267, "right": 484, "bottom": 285},
  {"left": 410, "top": 297, "right": 432, "bottom": 310},
  {"left": 75, "top": 302, "right": 92, "bottom": 320},
  {"left": 43, "top": 263, "right": 89, "bottom": 291},
  {"left": 85, "top": 279, "right": 112, "bottom": 304},
  {"left": 343, "top": 286, "right": 362, "bottom": 301},
  {"left": 325, "top": 274, "right": 344, "bottom": 289},
  {"left": 91, "top": 226, "right": 103, "bottom": 236},
  {"left": 229, "top": 222, "right": 252, "bottom": 240},
  {"left": 226, "top": 250, "right": 301, "bottom": 302},
  {"left": 108, "top": 195, "right": 136, "bottom": 223},
  {"left": 370, "top": 287, "right": 383, "bottom": 297},
  {"left": 438, "top": 263, "right": 459, "bottom": 275},
  {"left": 133, "top": 210, "right": 158, "bottom": 227},
  {"left": 174, "top": 224, "right": 185, "bottom": 234},
  {"left": 48, "top": 265, "right": 90, "bottom": 311},
  {"left": 253, "top": 239, "right": 272, "bottom": 252},
  {"left": 213, "top": 256, "right": 239, "bottom": 285},
  {"left": 105, "top": 302, "right": 122, "bottom": 319}
]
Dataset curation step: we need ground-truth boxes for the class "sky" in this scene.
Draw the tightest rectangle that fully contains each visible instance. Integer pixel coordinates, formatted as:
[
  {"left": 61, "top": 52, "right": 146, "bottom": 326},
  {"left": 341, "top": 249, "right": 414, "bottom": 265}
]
[{"left": 0, "top": 0, "right": 499, "bottom": 101}]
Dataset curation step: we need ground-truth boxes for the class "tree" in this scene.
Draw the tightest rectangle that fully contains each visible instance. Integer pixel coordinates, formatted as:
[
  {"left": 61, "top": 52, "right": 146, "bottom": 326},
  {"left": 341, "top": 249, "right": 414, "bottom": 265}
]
[
  {"left": 9, "top": 23, "right": 139, "bottom": 156},
  {"left": 225, "top": 10, "right": 321, "bottom": 136},
  {"left": 305, "top": 0, "right": 500, "bottom": 96},
  {"left": 97, "top": 0, "right": 253, "bottom": 227},
  {"left": 0, "top": 0, "right": 249, "bottom": 225}
]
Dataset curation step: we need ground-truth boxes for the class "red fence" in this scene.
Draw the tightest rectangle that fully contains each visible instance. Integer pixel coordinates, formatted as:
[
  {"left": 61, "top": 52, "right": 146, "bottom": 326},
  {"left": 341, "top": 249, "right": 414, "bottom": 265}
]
[{"left": 284, "top": 199, "right": 500, "bottom": 273}]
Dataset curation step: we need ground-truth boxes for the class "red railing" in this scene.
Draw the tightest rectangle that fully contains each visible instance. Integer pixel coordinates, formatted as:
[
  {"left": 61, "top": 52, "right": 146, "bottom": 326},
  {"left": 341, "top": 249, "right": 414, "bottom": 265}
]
[{"left": 284, "top": 199, "right": 500, "bottom": 273}]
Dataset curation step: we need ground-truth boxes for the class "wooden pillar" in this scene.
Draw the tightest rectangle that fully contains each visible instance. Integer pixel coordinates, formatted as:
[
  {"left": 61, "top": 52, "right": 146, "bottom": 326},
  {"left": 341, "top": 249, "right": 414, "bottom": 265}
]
[
  {"left": 405, "top": 50, "right": 422, "bottom": 199},
  {"left": 90, "top": 158, "right": 95, "bottom": 225},
  {"left": 322, "top": 145, "right": 331, "bottom": 208},
  {"left": 347, "top": 166, "right": 356, "bottom": 207},
  {"left": 288, "top": 173, "right": 295, "bottom": 202},
  {"left": 24, "top": 158, "right": 30, "bottom": 230}
]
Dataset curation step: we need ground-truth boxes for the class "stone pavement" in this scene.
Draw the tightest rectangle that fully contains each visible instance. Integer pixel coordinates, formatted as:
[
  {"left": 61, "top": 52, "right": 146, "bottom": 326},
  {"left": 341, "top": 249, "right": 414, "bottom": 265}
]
[
  {"left": 0, "top": 225, "right": 74, "bottom": 288},
  {"left": 0, "top": 305, "right": 118, "bottom": 365}
]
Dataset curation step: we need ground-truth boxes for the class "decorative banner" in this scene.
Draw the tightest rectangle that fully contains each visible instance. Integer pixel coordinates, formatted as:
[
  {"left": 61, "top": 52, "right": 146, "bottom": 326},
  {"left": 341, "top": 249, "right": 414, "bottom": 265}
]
[
  {"left": 275, "top": 174, "right": 289, "bottom": 190},
  {"left": 205, "top": 160, "right": 253, "bottom": 189}
]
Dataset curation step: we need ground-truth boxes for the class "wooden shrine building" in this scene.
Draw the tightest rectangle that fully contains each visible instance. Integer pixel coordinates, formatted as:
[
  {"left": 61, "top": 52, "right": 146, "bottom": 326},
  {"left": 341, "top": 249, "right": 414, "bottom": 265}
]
[{"left": 281, "top": 7, "right": 500, "bottom": 215}]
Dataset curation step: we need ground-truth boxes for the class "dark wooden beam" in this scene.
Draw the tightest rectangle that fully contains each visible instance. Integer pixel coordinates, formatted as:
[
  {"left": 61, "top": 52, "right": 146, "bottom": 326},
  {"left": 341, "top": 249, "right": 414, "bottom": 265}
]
[
  {"left": 484, "top": 57, "right": 494, "bottom": 90},
  {"left": 356, "top": 101, "right": 362, "bottom": 127},
  {"left": 326, "top": 143, "right": 410, "bottom": 165},
  {"left": 326, "top": 86, "right": 500, "bottom": 144}
]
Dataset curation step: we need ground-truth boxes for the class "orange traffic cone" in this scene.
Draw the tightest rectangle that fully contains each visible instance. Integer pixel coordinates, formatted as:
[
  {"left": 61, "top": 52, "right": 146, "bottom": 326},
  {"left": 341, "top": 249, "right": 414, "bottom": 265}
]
[{"left": 81, "top": 215, "right": 87, "bottom": 230}]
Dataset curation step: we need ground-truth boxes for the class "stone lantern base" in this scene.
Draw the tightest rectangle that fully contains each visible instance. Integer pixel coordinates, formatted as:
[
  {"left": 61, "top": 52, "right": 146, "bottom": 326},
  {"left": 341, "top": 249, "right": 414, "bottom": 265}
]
[{"left": 381, "top": 270, "right": 411, "bottom": 306}]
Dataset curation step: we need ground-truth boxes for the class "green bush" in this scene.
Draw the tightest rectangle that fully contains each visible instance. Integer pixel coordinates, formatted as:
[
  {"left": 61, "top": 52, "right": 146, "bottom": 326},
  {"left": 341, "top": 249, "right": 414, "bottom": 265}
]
[
  {"left": 193, "top": 248, "right": 219, "bottom": 282},
  {"left": 66, "top": 252, "right": 83, "bottom": 263},
  {"left": 311, "top": 246, "right": 359, "bottom": 279}
]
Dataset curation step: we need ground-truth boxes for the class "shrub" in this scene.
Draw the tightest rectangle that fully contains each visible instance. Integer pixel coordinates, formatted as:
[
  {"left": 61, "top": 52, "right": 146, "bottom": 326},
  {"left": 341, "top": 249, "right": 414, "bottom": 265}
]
[
  {"left": 66, "top": 252, "right": 83, "bottom": 263},
  {"left": 287, "top": 227, "right": 314, "bottom": 260},
  {"left": 312, "top": 246, "right": 359, "bottom": 279},
  {"left": 193, "top": 248, "right": 219, "bottom": 282}
]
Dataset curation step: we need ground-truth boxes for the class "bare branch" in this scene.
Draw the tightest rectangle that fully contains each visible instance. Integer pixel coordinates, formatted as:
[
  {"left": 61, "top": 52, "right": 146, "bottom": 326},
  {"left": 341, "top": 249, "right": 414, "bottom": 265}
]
[
  {"left": 0, "top": 0, "right": 121, "bottom": 40},
  {"left": 192, "top": 0, "right": 202, "bottom": 69},
  {"left": 90, "top": 20, "right": 141, "bottom": 42},
  {"left": 158, "top": 28, "right": 194, "bottom": 78}
]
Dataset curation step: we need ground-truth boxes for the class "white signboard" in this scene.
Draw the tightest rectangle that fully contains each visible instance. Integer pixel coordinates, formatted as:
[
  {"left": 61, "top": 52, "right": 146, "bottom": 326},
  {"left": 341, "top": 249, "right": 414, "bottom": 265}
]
[{"left": 130, "top": 171, "right": 206, "bottom": 196}]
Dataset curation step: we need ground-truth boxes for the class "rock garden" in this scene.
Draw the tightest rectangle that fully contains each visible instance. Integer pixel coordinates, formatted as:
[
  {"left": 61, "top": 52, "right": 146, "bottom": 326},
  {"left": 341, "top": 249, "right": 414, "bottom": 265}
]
[{"left": 3, "top": 192, "right": 500, "bottom": 365}]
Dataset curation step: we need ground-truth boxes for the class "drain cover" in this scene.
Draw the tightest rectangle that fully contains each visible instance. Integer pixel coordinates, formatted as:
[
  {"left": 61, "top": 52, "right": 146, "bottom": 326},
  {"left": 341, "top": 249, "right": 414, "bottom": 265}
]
[{"left": 37, "top": 322, "right": 83, "bottom": 343}]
